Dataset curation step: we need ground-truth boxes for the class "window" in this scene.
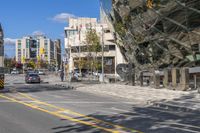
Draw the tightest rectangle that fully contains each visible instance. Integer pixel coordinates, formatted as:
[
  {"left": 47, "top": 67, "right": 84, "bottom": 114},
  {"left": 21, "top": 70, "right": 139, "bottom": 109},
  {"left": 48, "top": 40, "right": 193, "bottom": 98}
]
[
  {"left": 105, "top": 29, "right": 111, "bottom": 33},
  {"left": 18, "top": 43, "right": 21, "bottom": 48},
  {"left": 109, "top": 45, "right": 115, "bottom": 50},
  {"left": 26, "top": 40, "right": 29, "bottom": 48}
]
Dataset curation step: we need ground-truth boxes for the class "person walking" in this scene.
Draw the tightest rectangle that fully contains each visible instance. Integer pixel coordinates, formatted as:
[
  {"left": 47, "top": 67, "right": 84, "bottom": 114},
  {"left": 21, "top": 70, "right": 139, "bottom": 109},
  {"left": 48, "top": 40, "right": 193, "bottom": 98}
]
[{"left": 60, "top": 70, "right": 64, "bottom": 82}]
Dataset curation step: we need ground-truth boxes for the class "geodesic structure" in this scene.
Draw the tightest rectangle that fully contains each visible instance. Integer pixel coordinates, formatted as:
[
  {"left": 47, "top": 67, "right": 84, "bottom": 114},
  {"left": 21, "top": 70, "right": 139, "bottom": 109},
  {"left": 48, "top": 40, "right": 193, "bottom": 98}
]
[{"left": 101, "top": 0, "right": 200, "bottom": 72}]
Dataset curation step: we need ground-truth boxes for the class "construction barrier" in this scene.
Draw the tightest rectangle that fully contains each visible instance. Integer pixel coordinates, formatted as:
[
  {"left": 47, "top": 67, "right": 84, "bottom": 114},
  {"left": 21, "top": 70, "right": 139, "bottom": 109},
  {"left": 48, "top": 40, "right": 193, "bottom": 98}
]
[{"left": 0, "top": 74, "right": 4, "bottom": 89}]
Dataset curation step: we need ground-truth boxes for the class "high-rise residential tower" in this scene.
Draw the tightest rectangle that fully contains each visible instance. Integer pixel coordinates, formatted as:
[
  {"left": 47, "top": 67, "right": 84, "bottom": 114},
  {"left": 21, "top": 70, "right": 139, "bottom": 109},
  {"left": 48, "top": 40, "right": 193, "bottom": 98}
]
[{"left": 16, "top": 35, "right": 61, "bottom": 67}]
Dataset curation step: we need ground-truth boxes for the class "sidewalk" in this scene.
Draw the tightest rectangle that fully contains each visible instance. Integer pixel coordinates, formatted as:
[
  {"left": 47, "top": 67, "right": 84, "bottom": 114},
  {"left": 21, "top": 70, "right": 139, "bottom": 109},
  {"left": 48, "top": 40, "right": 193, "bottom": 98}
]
[
  {"left": 44, "top": 75, "right": 200, "bottom": 112},
  {"left": 75, "top": 83, "right": 200, "bottom": 112}
]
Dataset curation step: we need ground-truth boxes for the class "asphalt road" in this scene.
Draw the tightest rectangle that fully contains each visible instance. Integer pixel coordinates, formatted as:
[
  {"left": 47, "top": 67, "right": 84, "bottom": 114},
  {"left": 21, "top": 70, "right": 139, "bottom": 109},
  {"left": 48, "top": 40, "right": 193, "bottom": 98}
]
[
  {"left": 0, "top": 97, "right": 71, "bottom": 133},
  {"left": 0, "top": 74, "right": 200, "bottom": 133}
]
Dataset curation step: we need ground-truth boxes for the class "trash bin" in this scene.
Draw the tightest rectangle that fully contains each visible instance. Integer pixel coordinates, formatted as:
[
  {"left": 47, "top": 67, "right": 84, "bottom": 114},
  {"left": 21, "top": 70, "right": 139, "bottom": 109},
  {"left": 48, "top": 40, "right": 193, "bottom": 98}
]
[{"left": 0, "top": 73, "right": 4, "bottom": 89}]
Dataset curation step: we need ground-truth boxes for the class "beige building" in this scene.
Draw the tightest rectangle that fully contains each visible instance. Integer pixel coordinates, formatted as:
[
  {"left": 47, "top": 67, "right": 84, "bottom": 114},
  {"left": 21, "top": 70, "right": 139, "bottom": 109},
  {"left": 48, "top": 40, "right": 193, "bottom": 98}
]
[
  {"left": 64, "top": 18, "right": 126, "bottom": 76},
  {"left": 16, "top": 36, "right": 61, "bottom": 67}
]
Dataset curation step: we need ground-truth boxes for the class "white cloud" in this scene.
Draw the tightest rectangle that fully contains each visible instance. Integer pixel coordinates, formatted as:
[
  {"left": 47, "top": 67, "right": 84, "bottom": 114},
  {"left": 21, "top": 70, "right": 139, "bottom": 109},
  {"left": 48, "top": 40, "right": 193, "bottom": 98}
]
[
  {"left": 51, "top": 13, "right": 76, "bottom": 23},
  {"left": 32, "top": 30, "right": 45, "bottom": 36},
  {"left": 4, "top": 38, "right": 16, "bottom": 45}
]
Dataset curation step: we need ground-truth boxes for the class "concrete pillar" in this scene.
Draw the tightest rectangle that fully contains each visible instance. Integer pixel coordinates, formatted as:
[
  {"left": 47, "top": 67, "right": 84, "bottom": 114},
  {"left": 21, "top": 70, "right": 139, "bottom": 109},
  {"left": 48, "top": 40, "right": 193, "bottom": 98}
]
[
  {"left": 172, "top": 68, "right": 179, "bottom": 89},
  {"left": 194, "top": 75, "right": 197, "bottom": 89},
  {"left": 153, "top": 70, "right": 160, "bottom": 89},
  {"left": 139, "top": 71, "right": 143, "bottom": 86},
  {"left": 179, "top": 67, "right": 189, "bottom": 91},
  {"left": 128, "top": 63, "right": 135, "bottom": 86},
  {"left": 163, "top": 69, "right": 170, "bottom": 88}
]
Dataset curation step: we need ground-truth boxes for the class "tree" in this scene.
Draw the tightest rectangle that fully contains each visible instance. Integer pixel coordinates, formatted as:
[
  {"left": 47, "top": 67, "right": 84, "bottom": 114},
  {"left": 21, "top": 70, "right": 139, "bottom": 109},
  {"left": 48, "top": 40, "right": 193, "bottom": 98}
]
[
  {"left": 15, "top": 62, "right": 23, "bottom": 69},
  {"left": 4, "top": 58, "right": 12, "bottom": 68},
  {"left": 85, "top": 28, "right": 101, "bottom": 73},
  {"left": 10, "top": 58, "right": 17, "bottom": 68},
  {"left": 26, "top": 60, "right": 35, "bottom": 69},
  {"left": 40, "top": 60, "right": 48, "bottom": 69},
  {"left": 76, "top": 58, "right": 87, "bottom": 71}
]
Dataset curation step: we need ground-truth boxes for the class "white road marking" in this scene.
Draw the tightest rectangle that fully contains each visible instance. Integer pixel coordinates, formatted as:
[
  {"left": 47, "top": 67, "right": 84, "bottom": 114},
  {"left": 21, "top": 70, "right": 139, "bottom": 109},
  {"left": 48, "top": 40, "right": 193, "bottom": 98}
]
[
  {"left": 41, "top": 101, "right": 134, "bottom": 104},
  {"left": 99, "top": 110, "right": 119, "bottom": 115},
  {"left": 100, "top": 110, "right": 134, "bottom": 117},
  {"left": 0, "top": 100, "right": 35, "bottom": 103},
  {"left": 110, "top": 107, "right": 130, "bottom": 112},
  {"left": 26, "top": 94, "right": 40, "bottom": 99},
  {"left": 0, "top": 100, "right": 15, "bottom": 103}
]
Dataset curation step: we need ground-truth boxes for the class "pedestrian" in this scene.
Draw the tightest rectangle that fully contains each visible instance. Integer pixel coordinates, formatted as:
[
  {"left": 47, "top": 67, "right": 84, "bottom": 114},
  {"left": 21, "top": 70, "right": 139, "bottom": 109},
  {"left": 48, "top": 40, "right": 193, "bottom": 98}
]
[{"left": 60, "top": 70, "right": 64, "bottom": 82}]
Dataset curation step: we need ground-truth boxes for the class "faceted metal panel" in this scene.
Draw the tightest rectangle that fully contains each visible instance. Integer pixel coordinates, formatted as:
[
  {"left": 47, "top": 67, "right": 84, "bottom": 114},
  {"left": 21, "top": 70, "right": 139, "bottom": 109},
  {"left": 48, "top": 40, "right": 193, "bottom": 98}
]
[
  {"left": 0, "top": 45, "right": 4, "bottom": 56},
  {"left": 101, "top": 0, "right": 200, "bottom": 72}
]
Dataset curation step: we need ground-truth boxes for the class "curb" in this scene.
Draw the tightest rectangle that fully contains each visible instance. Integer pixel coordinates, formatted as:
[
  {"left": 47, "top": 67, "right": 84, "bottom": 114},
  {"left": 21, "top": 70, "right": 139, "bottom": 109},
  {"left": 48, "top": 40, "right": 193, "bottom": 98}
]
[
  {"left": 151, "top": 102, "right": 200, "bottom": 113},
  {"left": 54, "top": 84, "right": 74, "bottom": 90}
]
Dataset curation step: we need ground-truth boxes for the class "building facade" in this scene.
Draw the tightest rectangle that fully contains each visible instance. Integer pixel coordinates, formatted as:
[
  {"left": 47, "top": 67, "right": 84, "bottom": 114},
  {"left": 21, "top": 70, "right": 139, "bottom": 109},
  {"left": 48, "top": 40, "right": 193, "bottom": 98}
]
[
  {"left": 16, "top": 36, "right": 61, "bottom": 67},
  {"left": 64, "top": 17, "right": 126, "bottom": 76}
]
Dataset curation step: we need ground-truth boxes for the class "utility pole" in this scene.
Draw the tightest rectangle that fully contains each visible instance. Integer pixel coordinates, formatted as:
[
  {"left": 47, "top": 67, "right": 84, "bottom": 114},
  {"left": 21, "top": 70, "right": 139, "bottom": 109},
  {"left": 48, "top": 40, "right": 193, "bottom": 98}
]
[
  {"left": 101, "top": 25, "right": 104, "bottom": 83},
  {"left": 63, "top": 56, "right": 66, "bottom": 81},
  {"left": 78, "top": 26, "right": 81, "bottom": 76}
]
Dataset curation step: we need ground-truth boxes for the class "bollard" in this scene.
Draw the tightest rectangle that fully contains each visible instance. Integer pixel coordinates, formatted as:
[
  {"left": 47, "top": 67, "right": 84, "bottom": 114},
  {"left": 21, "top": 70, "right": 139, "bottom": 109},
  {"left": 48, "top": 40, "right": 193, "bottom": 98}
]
[{"left": 0, "top": 74, "right": 4, "bottom": 89}]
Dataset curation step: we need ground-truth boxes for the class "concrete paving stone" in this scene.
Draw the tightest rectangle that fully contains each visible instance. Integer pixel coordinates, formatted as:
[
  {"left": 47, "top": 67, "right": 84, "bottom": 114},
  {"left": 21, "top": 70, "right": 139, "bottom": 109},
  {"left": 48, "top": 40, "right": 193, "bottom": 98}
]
[{"left": 67, "top": 83, "right": 200, "bottom": 113}]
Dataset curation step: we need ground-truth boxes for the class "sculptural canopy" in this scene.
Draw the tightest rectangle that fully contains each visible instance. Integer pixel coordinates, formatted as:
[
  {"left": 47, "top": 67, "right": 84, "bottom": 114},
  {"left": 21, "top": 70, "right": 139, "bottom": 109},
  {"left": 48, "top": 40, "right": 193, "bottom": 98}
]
[{"left": 100, "top": 0, "right": 200, "bottom": 71}]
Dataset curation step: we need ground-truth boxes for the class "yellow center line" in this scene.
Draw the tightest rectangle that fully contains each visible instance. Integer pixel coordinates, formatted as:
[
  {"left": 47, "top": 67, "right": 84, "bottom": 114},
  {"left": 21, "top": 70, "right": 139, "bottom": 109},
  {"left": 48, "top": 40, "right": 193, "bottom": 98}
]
[
  {"left": 0, "top": 94, "right": 119, "bottom": 133},
  {"left": 2, "top": 92, "right": 143, "bottom": 133},
  {"left": 18, "top": 92, "right": 142, "bottom": 133}
]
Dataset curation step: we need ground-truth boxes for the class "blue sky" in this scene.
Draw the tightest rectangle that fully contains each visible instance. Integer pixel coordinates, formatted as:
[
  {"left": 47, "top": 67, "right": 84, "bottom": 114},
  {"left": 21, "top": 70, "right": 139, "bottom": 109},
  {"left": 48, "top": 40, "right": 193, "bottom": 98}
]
[{"left": 0, "top": 0, "right": 100, "bottom": 57}]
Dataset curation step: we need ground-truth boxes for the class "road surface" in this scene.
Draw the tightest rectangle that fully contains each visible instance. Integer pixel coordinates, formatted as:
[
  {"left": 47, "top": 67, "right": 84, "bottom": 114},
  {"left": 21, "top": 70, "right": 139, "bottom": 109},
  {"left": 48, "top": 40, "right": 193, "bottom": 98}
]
[{"left": 0, "top": 74, "right": 199, "bottom": 133}]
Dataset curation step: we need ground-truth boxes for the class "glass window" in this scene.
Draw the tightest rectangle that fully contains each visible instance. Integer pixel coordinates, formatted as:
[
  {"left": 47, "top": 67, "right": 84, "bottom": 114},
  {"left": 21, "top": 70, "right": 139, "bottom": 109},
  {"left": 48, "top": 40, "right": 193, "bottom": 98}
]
[
  {"left": 109, "top": 45, "right": 115, "bottom": 50},
  {"left": 26, "top": 40, "right": 29, "bottom": 48},
  {"left": 18, "top": 43, "right": 21, "bottom": 48}
]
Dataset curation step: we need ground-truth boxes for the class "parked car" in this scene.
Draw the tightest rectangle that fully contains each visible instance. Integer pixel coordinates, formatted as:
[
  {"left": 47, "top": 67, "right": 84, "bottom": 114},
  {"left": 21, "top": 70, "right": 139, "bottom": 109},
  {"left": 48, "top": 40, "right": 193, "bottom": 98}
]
[
  {"left": 11, "top": 70, "right": 19, "bottom": 74},
  {"left": 26, "top": 70, "right": 35, "bottom": 75},
  {"left": 74, "top": 71, "right": 82, "bottom": 77},
  {"left": 93, "top": 70, "right": 102, "bottom": 76},
  {"left": 25, "top": 73, "right": 41, "bottom": 83},
  {"left": 35, "top": 69, "right": 45, "bottom": 75},
  {"left": 74, "top": 69, "right": 88, "bottom": 77}
]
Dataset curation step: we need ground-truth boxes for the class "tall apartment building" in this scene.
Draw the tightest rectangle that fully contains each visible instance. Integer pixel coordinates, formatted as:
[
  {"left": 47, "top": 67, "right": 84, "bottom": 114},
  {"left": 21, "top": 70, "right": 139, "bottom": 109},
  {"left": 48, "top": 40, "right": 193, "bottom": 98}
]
[
  {"left": 54, "top": 39, "right": 61, "bottom": 69},
  {"left": 64, "top": 17, "right": 126, "bottom": 76},
  {"left": 16, "top": 36, "right": 61, "bottom": 67}
]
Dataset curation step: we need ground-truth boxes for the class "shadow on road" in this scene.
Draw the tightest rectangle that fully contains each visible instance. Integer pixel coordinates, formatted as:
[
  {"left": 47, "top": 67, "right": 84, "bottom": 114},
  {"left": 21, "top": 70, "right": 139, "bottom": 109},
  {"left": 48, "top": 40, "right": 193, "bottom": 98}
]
[
  {"left": 51, "top": 103, "right": 200, "bottom": 133},
  {"left": 51, "top": 93, "right": 200, "bottom": 133},
  {"left": 2, "top": 84, "right": 73, "bottom": 93}
]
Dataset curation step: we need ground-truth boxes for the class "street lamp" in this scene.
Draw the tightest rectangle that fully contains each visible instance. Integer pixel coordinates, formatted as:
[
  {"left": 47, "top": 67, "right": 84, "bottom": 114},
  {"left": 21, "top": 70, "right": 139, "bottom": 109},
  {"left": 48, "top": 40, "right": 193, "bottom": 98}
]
[{"left": 101, "top": 25, "right": 104, "bottom": 83}]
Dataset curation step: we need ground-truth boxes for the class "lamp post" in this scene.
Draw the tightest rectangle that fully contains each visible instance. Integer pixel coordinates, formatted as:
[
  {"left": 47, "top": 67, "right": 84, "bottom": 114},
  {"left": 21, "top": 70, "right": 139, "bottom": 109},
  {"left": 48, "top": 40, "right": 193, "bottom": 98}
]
[{"left": 101, "top": 25, "right": 104, "bottom": 83}]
